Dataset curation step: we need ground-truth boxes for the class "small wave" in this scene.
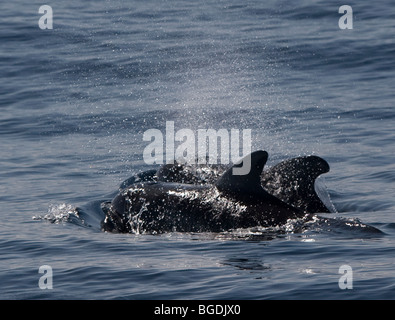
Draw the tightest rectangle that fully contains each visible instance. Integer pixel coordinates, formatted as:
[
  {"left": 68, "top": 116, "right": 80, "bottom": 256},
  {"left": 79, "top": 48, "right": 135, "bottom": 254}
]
[
  {"left": 33, "top": 203, "right": 89, "bottom": 228},
  {"left": 303, "top": 215, "right": 384, "bottom": 238},
  {"left": 222, "top": 257, "right": 271, "bottom": 271},
  {"left": 215, "top": 216, "right": 311, "bottom": 241},
  {"left": 214, "top": 214, "right": 383, "bottom": 241}
]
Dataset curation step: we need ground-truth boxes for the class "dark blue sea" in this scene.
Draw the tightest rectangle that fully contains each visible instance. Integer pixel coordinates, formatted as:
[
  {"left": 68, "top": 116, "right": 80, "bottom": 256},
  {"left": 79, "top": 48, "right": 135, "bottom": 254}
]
[{"left": 1, "top": 0, "right": 394, "bottom": 300}]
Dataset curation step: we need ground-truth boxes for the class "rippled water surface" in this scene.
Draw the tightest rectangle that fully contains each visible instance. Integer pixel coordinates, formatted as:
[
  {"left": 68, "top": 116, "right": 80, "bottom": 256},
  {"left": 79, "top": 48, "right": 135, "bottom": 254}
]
[{"left": 1, "top": 0, "right": 394, "bottom": 299}]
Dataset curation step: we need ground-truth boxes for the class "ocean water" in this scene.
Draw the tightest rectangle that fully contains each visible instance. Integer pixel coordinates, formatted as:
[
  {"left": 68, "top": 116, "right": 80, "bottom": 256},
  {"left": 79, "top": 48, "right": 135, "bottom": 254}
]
[{"left": 1, "top": 0, "right": 394, "bottom": 300}]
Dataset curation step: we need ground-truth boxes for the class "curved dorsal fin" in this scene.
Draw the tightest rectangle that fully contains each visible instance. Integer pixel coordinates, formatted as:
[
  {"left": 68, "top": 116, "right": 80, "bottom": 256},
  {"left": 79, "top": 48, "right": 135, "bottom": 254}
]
[
  {"left": 215, "top": 150, "right": 268, "bottom": 195},
  {"left": 261, "top": 155, "right": 331, "bottom": 213}
]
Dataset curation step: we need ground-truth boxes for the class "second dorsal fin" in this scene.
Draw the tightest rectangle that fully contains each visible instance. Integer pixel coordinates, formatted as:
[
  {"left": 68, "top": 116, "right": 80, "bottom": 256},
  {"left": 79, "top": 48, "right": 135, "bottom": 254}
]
[{"left": 261, "top": 155, "right": 331, "bottom": 213}]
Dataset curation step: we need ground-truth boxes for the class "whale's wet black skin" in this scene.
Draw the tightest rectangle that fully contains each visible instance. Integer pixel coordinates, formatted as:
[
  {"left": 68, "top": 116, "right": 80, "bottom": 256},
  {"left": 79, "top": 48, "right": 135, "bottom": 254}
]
[{"left": 101, "top": 150, "right": 332, "bottom": 234}]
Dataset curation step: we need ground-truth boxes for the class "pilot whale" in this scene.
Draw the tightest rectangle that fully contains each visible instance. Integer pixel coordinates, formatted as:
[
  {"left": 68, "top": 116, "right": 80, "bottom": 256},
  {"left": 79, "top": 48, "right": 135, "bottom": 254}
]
[
  {"left": 101, "top": 150, "right": 329, "bottom": 234},
  {"left": 154, "top": 153, "right": 331, "bottom": 214}
]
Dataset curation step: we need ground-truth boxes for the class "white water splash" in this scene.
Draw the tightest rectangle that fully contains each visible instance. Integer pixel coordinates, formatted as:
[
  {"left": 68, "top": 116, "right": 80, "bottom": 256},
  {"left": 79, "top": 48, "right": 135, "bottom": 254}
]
[{"left": 33, "top": 203, "right": 82, "bottom": 224}]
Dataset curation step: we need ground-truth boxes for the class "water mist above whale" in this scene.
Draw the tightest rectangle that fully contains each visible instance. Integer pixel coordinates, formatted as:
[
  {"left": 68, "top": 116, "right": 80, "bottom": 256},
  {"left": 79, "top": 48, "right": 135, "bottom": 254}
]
[{"left": 101, "top": 150, "right": 333, "bottom": 234}]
